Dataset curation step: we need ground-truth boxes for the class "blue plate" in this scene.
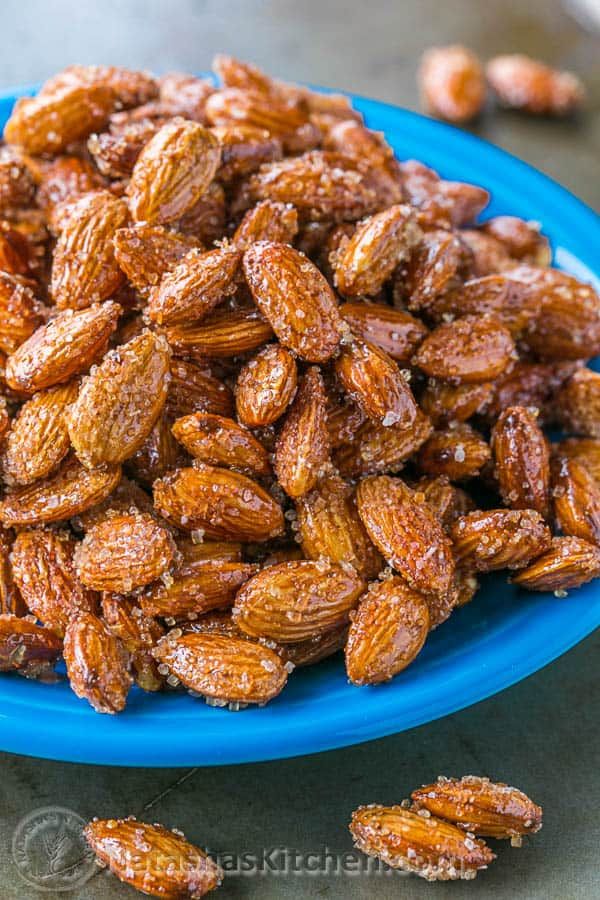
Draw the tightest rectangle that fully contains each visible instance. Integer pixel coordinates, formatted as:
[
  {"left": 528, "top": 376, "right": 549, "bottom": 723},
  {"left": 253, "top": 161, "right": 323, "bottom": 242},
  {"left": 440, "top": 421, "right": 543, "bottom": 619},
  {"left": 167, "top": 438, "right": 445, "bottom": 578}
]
[{"left": 0, "top": 85, "right": 599, "bottom": 767}]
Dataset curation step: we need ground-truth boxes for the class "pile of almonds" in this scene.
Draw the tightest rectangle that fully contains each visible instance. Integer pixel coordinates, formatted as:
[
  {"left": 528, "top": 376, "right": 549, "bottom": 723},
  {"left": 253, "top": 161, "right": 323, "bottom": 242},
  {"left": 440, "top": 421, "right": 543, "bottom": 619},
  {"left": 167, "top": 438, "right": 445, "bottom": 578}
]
[{"left": 0, "top": 56, "right": 599, "bottom": 714}]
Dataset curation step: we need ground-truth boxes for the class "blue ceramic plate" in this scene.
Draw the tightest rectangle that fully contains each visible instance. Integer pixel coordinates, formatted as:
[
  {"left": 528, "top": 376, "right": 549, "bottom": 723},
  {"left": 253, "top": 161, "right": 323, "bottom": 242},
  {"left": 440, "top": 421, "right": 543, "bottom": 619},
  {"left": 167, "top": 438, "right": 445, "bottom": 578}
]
[{"left": 0, "top": 84, "right": 599, "bottom": 767}]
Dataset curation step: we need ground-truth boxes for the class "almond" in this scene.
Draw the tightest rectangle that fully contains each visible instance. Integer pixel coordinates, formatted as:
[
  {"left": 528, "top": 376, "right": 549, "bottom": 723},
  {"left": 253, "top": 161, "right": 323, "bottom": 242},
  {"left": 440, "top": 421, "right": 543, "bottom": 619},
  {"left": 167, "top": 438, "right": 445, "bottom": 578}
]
[
  {"left": 101, "top": 596, "right": 165, "bottom": 692},
  {"left": 42, "top": 64, "right": 158, "bottom": 108},
  {"left": 213, "top": 124, "right": 283, "bottom": 182},
  {"left": 512, "top": 536, "right": 600, "bottom": 592},
  {"left": 417, "top": 475, "right": 475, "bottom": 532},
  {"left": 522, "top": 268, "right": 600, "bottom": 360},
  {"left": 349, "top": 804, "right": 494, "bottom": 881},
  {"left": 0, "top": 613, "right": 62, "bottom": 672},
  {"left": 154, "top": 631, "right": 288, "bottom": 704},
  {"left": 172, "top": 412, "right": 270, "bottom": 476},
  {"left": 74, "top": 512, "right": 176, "bottom": 593},
  {"left": 63, "top": 611, "right": 132, "bottom": 713},
  {"left": 417, "top": 423, "right": 491, "bottom": 481},
  {"left": 356, "top": 475, "right": 455, "bottom": 600},
  {"left": 127, "top": 118, "right": 221, "bottom": 225},
  {"left": 431, "top": 273, "right": 541, "bottom": 338},
  {"left": 84, "top": 817, "right": 223, "bottom": 899},
  {"left": 419, "top": 379, "right": 493, "bottom": 426},
  {"left": 67, "top": 330, "right": 171, "bottom": 468},
  {"left": 243, "top": 241, "right": 343, "bottom": 362},
  {"left": 419, "top": 45, "right": 486, "bottom": 123},
  {"left": 274, "top": 366, "right": 330, "bottom": 498},
  {"left": 334, "top": 410, "right": 433, "bottom": 478},
  {"left": 481, "top": 216, "right": 550, "bottom": 266},
  {"left": 75, "top": 477, "right": 155, "bottom": 531},
  {"left": 553, "top": 437, "right": 600, "bottom": 483},
  {"left": 113, "top": 224, "right": 201, "bottom": 298},
  {"left": 5, "top": 301, "right": 121, "bottom": 394},
  {"left": 451, "top": 508, "right": 551, "bottom": 572},
  {"left": 491, "top": 406, "right": 550, "bottom": 518},
  {"left": 235, "top": 343, "right": 297, "bottom": 427},
  {"left": 556, "top": 368, "right": 600, "bottom": 437},
  {"left": 127, "top": 412, "right": 188, "bottom": 486},
  {"left": 0, "top": 271, "right": 46, "bottom": 355},
  {"left": 37, "top": 155, "right": 104, "bottom": 214},
  {"left": 335, "top": 340, "right": 418, "bottom": 427},
  {"left": 168, "top": 357, "right": 234, "bottom": 420},
  {"left": 0, "top": 528, "right": 25, "bottom": 616},
  {"left": 153, "top": 464, "right": 284, "bottom": 541},
  {"left": 233, "top": 198, "right": 298, "bottom": 248},
  {"left": 233, "top": 560, "right": 365, "bottom": 642},
  {"left": 339, "top": 302, "right": 428, "bottom": 364},
  {"left": 165, "top": 306, "right": 273, "bottom": 358},
  {"left": 486, "top": 54, "right": 584, "bottom": 115},
  {"left": 346, "top": 577, "right": 430, "bottom": 685},
  {"left": 414, "top": 314, "right": 515, "bottom": 383},
  {"left": 552, "top": 456, "right": 600, "bottom": 545}
]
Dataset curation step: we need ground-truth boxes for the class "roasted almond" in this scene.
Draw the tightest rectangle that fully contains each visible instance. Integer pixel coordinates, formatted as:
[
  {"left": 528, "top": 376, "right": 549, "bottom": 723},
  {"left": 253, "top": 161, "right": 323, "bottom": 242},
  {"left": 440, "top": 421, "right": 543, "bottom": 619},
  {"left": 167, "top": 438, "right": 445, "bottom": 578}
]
[
  {"left": 233, "top": 199, "right": 298, "bottom": 248},
  {"left": 334, "top": 410, "right": 433, "bottom": 478},
  {"left": 172, "top": 412, "right": 270, "bottom": 476},
  {"left": 127, "top": 412, "right": 188, "bottom": 486},
  {"left": 552, "top": 456, "right": 600, "bottom": 545},
  {"left": 431, "top": 273, "right": 541, "bottom": 338},
  {"left": 274, "top": 366, "right": 330, "bottom": 498},
  {"left": 0, "top": 271, "right": 46, "bottom": 355},
  {"left": 522, "top": 268, "right": 600, "bottom": 361},
  {"left": 168, "top": 357, "right": 234, "bottom": 420},
  {"left": 481, "top": 216, "right": 550, "bottom": 266},
  {"left": 491, "top": 406, "right": 550, "bottom": 518},
  {"left": 233, "top": 560, "right": 365, "bottom": 642},
  {"left": 357, "top": 475, "right": 455, "bottom": 600},
  {"left": 419, "top": 45, "right": 486, "bottom": 123},
  {"left": 404, "top": 229, "right": 467, "bottom": 313},
  {"left": 42, "top": 64, "right": 158, "bottom": 108},
  {"left": 340, "top": 302, "right": 428, "bottom": 364},
  {"left": 553, "top": 437, "right": 600, "bottom": 483},
  {"left": 335, "top": 340, "right": 418, "bottom": 427},
  {"left": 0, "top": 613, "right": 62, "bottom": 672},
  {"left": 101, "top": 595, "right": 165, "bottom": 692},
  {"left": 419, "top": 379, "right": 493, "bottom": 426},
  {"left": 205, "top": 87, "right": 318, "bottom": 153},
  {"left": 555, "top": 368, "right": 600, "bottom": 438},
  {"left": 411, "top": 775, "right": 542, "bottom": 838},
  {"left": 213, "top": 124, "right": 283, "bottom": 182},
  {"left": 63, "top": 611, "right": 132, "bottom": 713},
  {"left": 414, "top": 315, "right": 516, "bottom": 383},
  {"left": 416, "top": 476, "right": 475, "bottom": 532},
  {"left": 75, "top": 476, "right": 154, "bottom": 531},
  {"left": 486, "top": 53, "right": 585, "bottom": 116},
  {"left": 113, "top": 224, "right": 201, "bottom": 298},
  {"left": 451, "top": 508, "right": 551, "bottom": 572},
  {"left": 153, "top": 464, "right": 284, "bottom": 541},
  {"left": 37, "top": 155, "right": 104, "bottom": 214},
  {"left": 512, "top": 536, "right": 600, "bottom": 592},
  {"left": 417, "top": 423, "right": 491, "bottom": 481},
  {"left": 165, "top": 306, "right": 274, "bottom": 359},
  {"left": 235, "top": 343, "right": 297, "bottom": 427},
  {"left": 345, "top": 577, "right": 430, "bottom": 685}
]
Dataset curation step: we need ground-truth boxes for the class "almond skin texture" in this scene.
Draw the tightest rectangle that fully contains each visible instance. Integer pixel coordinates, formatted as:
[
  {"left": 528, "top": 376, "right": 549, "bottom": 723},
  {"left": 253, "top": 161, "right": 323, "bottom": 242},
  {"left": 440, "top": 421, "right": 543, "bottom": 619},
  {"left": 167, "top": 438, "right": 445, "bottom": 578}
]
[
  {"left": 522, "top": 268, "right": 600, "bottom": 361},
  {"left": 417, "top": 424, "right": 491, "bottom": 481},
  {"left": 168, "top": 357, "right": 234, "bottom": 420},
  {"left": 127, "top": 118, "right": 221, "bottom": 225},
  {"left": 205, "top": 87, "right": 318, "bottom": 153},
  {"left": 172, "top": 413, "right": 270, "bottom": 476},
  {"left": 274, "top": 366, "right": 330, "bottom": 498},
  {"left": 67, "top": 330, "right": 171, "bottom": 468},
  {"left": 153, "top": 464, "right": 284, "bottom": 541},
  {"left": 335, "top": 340, "right": 418, "bottom": 427},
  {"left": 414, "top": 315, "right": 515, "bottom": 383},
  {"left": 481, "top": 216, "right": 551, "bottom": 266},
  {"left": 0, "top": 455, "right": 121, "bottom": 527},
  {"left": 84, "top": 818, "right": 223, "bottom": 899},
  {"left": 214, "top": 125, "right": 283, "bottom": 183},
  {"left": 420, "top": 45, "right": 486, "bottom": 123},
  {"left": 346, "top": 577, "right": 430, "bottom": 685},
  {"left": 233, "top": 560, "right": 365, "bottom": 642},
  {"left": 556, "top": 368, "right": 600, "bottom": 438},
  {"left": 512, "top": 536, "right": 600, "bottom": 592},
  {"left": 0, "top": 614, "right": 62, "bottom": 672},
  {"left": 429, "top": 273, "right": 542, "bottom": 339},
  {"left": 74, "top": 513, "right": 176, "bottom": 593},
  {"left": 113, "top": 224, "right": 201, "bottom": 298},
  {"left": 11, "top": 529, "right": 97, "bottom": 636},
  {"left": 553, "top": 437, "right": 600, "bottom": 483},
  {"left": 233, "top": 198, "right": 298, "bottom": 248},
  {"left": 411, "top": 776, "right": 542, "bottom": 839},
  {"left": 339, "top": 303, "right": 428, "bottom": 364},
  {"left": 101, "top": 596, "right": 165, "bottom": 692},
  {"left": 419, "top": 379, "right": 493, "bottom": 426},
  {"left": 357, "top": 475, "right": 455, "bottom": 600},
  {"left": 333, "top": 204, "right": 420, "bottom": 296},
  {"left": 404, "top": 229, "right": 467, "bottom": 312},
  {"left": 2, "top": 380, "right": 79, "bottom": 486},
  {"left": 165, "top": 306, "right": 273, "bottom": 359},
  {"left": 349, "top": 805, "right": 494, "bottom": 881},
  {"left": 5, "top": 301, "right": 120, "bottom": 394},
  {"left": 552, "top": 457, "right": 600, "bottom": 546},
  {"left": 154, "top": 631, "right": 288, "bottom": 704},
  {"left": 335, "top": 410, "right": 433, "bottom": 478},
  {"left": 0, "top": 271, "right": 46, "bottom": 355},
  {"left": 63, "top": 612, "right": 132, "bottom": 713},
  {"left": 235, "top": 343, "right": 297, "bottom": 427},
  {"left": 296, "top": 475, "right": 383, "bottom": 579},
  {"left": 147, "top": 245, "right": 241, "bottom": 326},
  {"left": 492, "top": 406, "right": 550, "bottom": 518},
  {"left": 243, "top": 241, "right": 343, "bottom": 362},
  {"left": 51, "top": 190, "right": 129, "bottom": 310},
  {"left": 451, "top": 508, "right": 552, "bottom": 572}
]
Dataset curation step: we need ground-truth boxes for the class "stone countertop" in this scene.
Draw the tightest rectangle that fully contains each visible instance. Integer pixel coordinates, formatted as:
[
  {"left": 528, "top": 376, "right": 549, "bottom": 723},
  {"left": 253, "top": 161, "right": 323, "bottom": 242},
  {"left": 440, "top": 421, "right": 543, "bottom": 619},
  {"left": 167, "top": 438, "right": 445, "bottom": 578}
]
[{"left": 0, "top": 1, "right": 598, "bottom": 897}]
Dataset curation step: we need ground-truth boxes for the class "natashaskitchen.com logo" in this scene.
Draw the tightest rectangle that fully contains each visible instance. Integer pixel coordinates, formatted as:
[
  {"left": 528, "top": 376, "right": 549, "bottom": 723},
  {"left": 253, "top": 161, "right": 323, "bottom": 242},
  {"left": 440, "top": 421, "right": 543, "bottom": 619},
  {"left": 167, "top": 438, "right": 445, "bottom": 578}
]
[{"left": 212, "top": 846, "right": 402, "bottom": 877}]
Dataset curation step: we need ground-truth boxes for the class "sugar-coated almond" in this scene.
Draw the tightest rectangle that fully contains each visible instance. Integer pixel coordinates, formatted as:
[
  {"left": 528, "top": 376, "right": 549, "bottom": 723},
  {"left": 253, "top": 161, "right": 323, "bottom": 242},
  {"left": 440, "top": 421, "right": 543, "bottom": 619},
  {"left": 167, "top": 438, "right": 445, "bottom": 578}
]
[
  {"left": 63, "top": 612, "right": 132, "bottom": 713},
  {"left": 491, "top": 406, "right": 550, "bottom": 518},
  {"left": 235, "top": 343, "right": 297, "bottom": 428},
  {"left": 172, "top": 413, "right": 270, "bottom": 476},
  {"left": 451, "top": 508, "right": 551, "bottom": 572},
  {"left": 512, "top": 536, "right": 600, "bottom": 592},
  {"left": 552, "top": 456, "right": 600, "bottom": 545},
  {"left": 414, "top": 315, "right": 515, "bottom": 383},
  {"left": 335, "top": 340, "right": 418, "bottom": 427},
  {"left": 274, "top": 366, "right": 330, "bottom": 498}
]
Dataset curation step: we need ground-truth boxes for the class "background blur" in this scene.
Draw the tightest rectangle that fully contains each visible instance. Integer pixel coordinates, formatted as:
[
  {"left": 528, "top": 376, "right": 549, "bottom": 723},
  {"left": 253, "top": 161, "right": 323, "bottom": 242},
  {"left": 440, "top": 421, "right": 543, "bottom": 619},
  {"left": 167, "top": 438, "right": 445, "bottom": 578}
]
[{"left": 0, "top": 1, "right": 599, "bottom": 898}]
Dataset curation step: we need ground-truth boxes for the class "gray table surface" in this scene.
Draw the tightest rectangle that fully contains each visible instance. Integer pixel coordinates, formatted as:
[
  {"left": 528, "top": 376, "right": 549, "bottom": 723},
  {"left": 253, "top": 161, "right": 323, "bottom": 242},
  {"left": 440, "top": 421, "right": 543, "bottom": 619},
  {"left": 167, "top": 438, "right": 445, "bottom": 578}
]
[{"left": 0, "top": 1, "right": 598, "bottom": 898}]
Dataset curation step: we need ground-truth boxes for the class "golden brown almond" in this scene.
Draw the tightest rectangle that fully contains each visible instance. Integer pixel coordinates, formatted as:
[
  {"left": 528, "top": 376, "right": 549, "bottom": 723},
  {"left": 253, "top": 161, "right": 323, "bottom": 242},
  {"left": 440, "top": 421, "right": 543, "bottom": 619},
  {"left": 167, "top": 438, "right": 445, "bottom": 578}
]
[
  {"left": 113, "top": 224, "right": 201, "bottom": 298},
  {"left": 67, "top": 330, "right": 171, "bottom": 468},
  {"left": 233, "top": 559, "right": 365, "bottom": 642},
  {"left": 326, "top": 396, "right": 367, "bottom": 449},
  {"left": 74, "top": 512, "right": 176, "bottom": 593},
  {"left": 340, "top": 302, "right": 427, "bottom": 364},
  {"left": 419, "top": 45, "right": 485, "bottom": 123},
  {"left": 335, "top": 340, "right": 418, "bottom": 427},
  {"left": 553, "top": 437, "right": 600, "bottom": 483},
  {"left": 0, "top": 454, "right": 121, "bottom": 527},
  {"left": 165, "top": 305, "right": 274, "bottom": 358},
  {"left": 75, "top": 477, "right": 154, "bottom": 531},
  {"left": 0, "top": 613, "right": 62, "bottom": 672},
  {"left": 84, "top": 817, "right": 223, "bottom": 898},
  {"left": 235, "top": 343, "right": 297, "bottom": 427},
  {"left": 431, "top": 273, "right": 542, "bottom": 338},
  {"left": 0, "top": 148, "right": 36, "bottom": 211},
  {"left": 484, "top": 360, "right": 578, "bottom": 426},
  {"left": 552, "top": 456, "right": 600, "bottom": 545},
  {"left": 245, "top": 150, "right": 383, "bottom": 223},
  {"left": 126, "top": 412, "right": 188, "bottom": 486},
  {"left": 159, "top": 71, "right": 215, "bottom": 120},
  {"left": 233, "top": 199, "right": 298, "bottom": 249},
  {"left": 172, "top": 412, "right": 270, "bottom": 476},
  {"left": 274, "top": 366, "right": 330, "bottom": 498},
  {"left": 349, "top": 805, "right": 494, "bottom": 881},
  {"left": 419, "top": 379, "right": 493, "bottom": 426},
  {"left": 147, "top": 245, "right": 241, "bottom": 326},
  {"left": 356, "top": 475, "right": 455, "bottom": 599},
  {"left": 451, "top": 508, "right": 551, "bottom": 572},
  {"left": 168, "top": 357, "right": 234, "bottom": 420},
  {"left": 173, "top": 180, "right": 226, "bottom": 244},
  {"left": 0, "top": 229, "right": 31, "bottom": 277},
  {"left": 491, "top": 406, "right": 550, "bottom": 518},
  {"left": 411, "top": 775, "right": 542, "bottom": 838},
  {"left": 346, "top": 577, "right": 430, "bottom": 685},
  {"left": 413, "top": 315, "right": 516, "bottom": 383},
  {"left": 333, "top": 204, "right": 420, "bottom": 297},
  {"left": 88, "top": 119, "right": 160, "bottom": 178},
  {"left": 0, "top": 528, "right": 25, "bottom": 616},
  {"left": 5, "top": 301, "right": 121, "bottom": 394},
  {"left": 335, "top": 409, "right": 433, "bottom": 478},
  {"left": 2, "top": 381, "right": 79, "bottom": 486},
  {"left": 0, "top": 271, "right": 46, "bottom": 355},
  {"left": 11, "top": 529, "right": 97, "bottom": 636},
  {"left": 127, "top": 118, "right": 221, "bottom": 225},
  {"left": 459, "top": 229, "right": 514, "bottom": 277},
  {"left": 174, "top": 539, "right": 242, "bottom": 563},
  {"left": 481, "top": 216, "right": 550, "bottom": 266},
  {"left": 400, "top": 160, "right": 489, "bottom": 229},
  {"left": 243, "top": 241, "right": 342, "bottom": 362},
  {"left": 37, "top": 155, "right": 104, "bottom": 214},
  {"left": 213, "top": 53, "right": 277, "bottom": 94},
  {"left": 101, "top": 595, "right": 165, "bottom": 692},
  {"left": 322, "top": 118, "right": 397, "bottom": 171},
  {"left": 295, "top": 475, "right": 383, "bottom": 579},
  {"left": 556, "top": 368, "right": 600, "bottom": 438},
  {"left": 521, "top": 268, "right": 600, "bottom": 360},
  {"left": 63, "top": 611, "right": 132, "bottom": 713},
  {"left": 213, "top": 124, "right": 283, "bottom": 182},
  {"left": 155, "top": 631, "right": 288, "bottom": 704},
  {"left": 416, "top": 476, "right": 475, "bottom": 532},
  {"left": 153, "top": 464, "right": 284, "bottom": 541},
  {"left": 51, "top": 190, "right": 129, "bottom": 310},
  {"left": 4, "top": 84, "right": 115, "bottom": 155},
  {"left": 417, "top": 424, "right": 491, "bottom": 481},
  {"left": 42, "top": 64, "right": 158, "bottom": 108},
  {"left": 486, "top": 54, "right": 585, "bottom": 115},
  {"left": 512, "top": 536, "right": 600, "bottom": 592}
]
